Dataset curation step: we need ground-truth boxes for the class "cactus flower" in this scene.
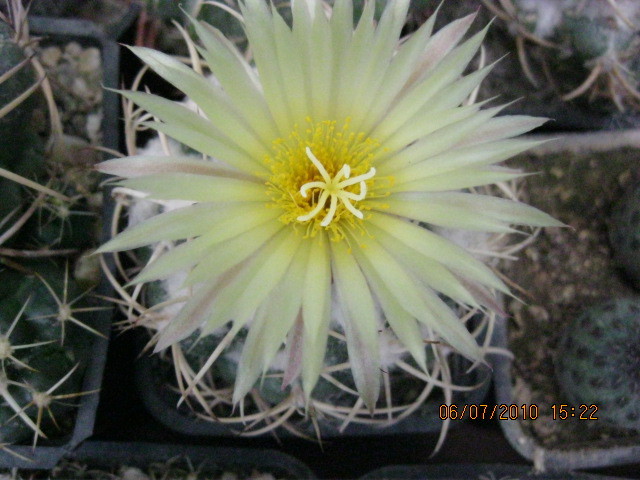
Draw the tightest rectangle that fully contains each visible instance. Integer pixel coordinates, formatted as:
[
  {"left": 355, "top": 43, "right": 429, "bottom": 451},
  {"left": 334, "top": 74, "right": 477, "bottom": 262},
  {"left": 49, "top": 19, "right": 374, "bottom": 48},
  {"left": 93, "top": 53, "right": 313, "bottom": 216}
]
[{"left": 97, "top": 0, "right": 561, "bottom": 409}]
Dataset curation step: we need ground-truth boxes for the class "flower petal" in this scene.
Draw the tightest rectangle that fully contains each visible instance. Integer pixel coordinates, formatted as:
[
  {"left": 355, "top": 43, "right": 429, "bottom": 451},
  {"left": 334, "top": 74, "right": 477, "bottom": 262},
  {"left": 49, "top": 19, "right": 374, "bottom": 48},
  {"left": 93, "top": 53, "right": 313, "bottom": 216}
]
[
  {"left": 333, "top": 0, "right": 377, "bottom": 122},
  {"left": 132, "top": 210, "right": 282, "bottom": 285},
  {"left": 271, "top": 9, "right": 308, "bottom": 123},
  {"left": 189, "top": 18, "right": 280, "bottom": 142},
  {"left": 340, "top": 0, "right": 411, "bottom": 129},
  {"left": 141, "top": 121, "right": 266, "bottom": 175},
  {"left": 390, "top": 138, "right": 546, "bottom": 187},
  {"left": 367, "top": 224, "right": 479, "bottom": 307},
  {"left": 359, "top": 10, "right": 437, "bottom": 132},
  {"left": 301, "top": 232, "right": 332, "bottom": 399},
  {"left": 128, "top": 46, "right": 270, "bottom": 156},
  {"left": 96, "top": 155, "right": 253, "bottom": 180},
  {"left": 181, "top": 214, "right": 284, "bottom": 288},
  {"left": 375, "top": 192, "right": 564, "bottom": 232},
  {"left": 96, "top": 203, "right": 228, "bottom": 253},
  {"left": 156, "top": 227, "right": 296, "bottom": 352},
  {"left": 368, "top": 213, "right": 508, "bottom": 294},
  {"left": 375, "top": 64, "right": 497, "bottom": 157},
  {"left": 326, "top": 0, "right": 354, "bottom": 118},
  {"left": 375, "top": 102, "right": 482, "bottom": 163},
  {"left": 118, "top": 173, "right": 266, "bottom": 203},
  {"left": 330, "top": 239, "right": 381, "bottom": 410},
  {"left": 350, "top": 232, "right": 482, "bottom": 363},
  {"left": 372, "top": 21, "right": 489, "bottom": 140},
  {"left": 116, "top": 89, "right": 265, "bottom": 174},
  {"left": 351, "top": 248, "right": 428, "bottom": 372},
  {"left": 295, "top": 0, "right": 333, "bottom": 120},
  {"left": 260, "top": 240, "right": 309, "bottom": 370},
  {"left": 153, "top": 279, "right": 218, "bottom": 352},
  {"left": 233, "top": 241, "right": 309, "bottom": 402},
  {"left": 378, "top": 104, "right": 510, "bottom": 172},
  {"left": 240, "top": 0, "right": 294, "bottom": 134},
  {"left": 458, "top": 115, "right": 551, "bottom": 146},
  {"left": 397, "top": 165, "right": 530, "bottom": 192},
  {"left": 405, "top": 12, "right": 478, "bottom": 90},
  {"left": 202, "top": 229, "right": 303, "bottom": 335}
]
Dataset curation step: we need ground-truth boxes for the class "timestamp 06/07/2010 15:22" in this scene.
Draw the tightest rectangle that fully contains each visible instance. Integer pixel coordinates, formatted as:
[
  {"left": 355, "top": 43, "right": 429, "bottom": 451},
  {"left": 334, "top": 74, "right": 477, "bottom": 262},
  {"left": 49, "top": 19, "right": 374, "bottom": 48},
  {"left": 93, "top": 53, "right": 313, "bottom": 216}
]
[{"left": 438, "top": 403, "right": 600, "bottom": 421}]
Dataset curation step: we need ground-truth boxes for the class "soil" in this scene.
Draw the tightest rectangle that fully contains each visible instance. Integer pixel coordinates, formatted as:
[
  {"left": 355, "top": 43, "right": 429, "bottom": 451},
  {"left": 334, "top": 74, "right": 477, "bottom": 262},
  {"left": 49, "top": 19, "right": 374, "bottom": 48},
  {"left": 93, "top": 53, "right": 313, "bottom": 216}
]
[{"left": 502, "top": 135, "right": 640, "bottom": 448}]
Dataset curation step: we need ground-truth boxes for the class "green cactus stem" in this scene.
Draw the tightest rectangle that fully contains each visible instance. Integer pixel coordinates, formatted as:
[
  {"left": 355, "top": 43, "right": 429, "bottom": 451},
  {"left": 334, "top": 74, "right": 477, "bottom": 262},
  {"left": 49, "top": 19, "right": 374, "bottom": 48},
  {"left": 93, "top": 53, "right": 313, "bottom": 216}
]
[
  {"left": 555, "top": 298, "right": 640, "bottom": 431},
  {"left": 609, "top": 183, "right": 640, "bottom": 290}
]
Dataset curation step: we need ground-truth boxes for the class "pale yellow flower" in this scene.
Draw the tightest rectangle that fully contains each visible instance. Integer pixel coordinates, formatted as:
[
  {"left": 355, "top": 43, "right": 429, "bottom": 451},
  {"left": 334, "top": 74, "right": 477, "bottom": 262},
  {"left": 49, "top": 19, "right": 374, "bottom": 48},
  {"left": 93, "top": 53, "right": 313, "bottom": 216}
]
[{"left": 97, "top": 0, "right": 561, "bottom": 409}]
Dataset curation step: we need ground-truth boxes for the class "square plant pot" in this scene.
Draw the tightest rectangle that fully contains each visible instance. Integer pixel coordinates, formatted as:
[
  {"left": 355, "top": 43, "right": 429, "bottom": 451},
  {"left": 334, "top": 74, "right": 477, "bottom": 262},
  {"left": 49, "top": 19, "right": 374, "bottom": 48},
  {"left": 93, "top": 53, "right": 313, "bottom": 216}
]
[
  {"left": 0, "top": 12, "right": 135, "bottom": 469},
  {"left": 491, "top": 129, "right": 640, "bottom": 472},
  {"left": 63, "top": 440, "right": 316, "bottom": 479},
  {"left": 360, "top": 463, "right": 633, "bottom": 480}
]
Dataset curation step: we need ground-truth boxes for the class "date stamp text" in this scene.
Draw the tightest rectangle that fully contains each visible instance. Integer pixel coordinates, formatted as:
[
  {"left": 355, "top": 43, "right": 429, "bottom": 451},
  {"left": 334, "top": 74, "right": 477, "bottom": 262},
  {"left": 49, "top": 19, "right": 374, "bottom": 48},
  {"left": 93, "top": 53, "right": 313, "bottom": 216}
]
[{"left": 439, "top": 404, "right": 600, "bottom": 421}]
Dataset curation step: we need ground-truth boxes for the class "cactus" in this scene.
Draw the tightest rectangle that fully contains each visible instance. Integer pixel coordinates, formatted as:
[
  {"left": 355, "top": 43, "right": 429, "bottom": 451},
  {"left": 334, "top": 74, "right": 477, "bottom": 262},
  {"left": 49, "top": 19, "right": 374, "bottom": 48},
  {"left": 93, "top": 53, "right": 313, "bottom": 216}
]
[
  {"left": 150, "top": 275, "right": 483, "bottom": 436},
  {"left": 484, "top": 0, "right": 640, "bottom": 111},
  {"left": 104, "top": 0, "right": 553, "bottom": 445},
  {"left": 0, "top": 18, "right": 47, "bottom": 228},
  {"left": 0, "top": 20, "right": 39, "bottom": 136},
  {"left": 0, "top": 260, "right": 103, "bottom": 445},
  {"left": 609, "top": 183, "right": 640, "bottom": 290},
  {"left": 0, "top": 0, "right": 105, "bottom": 450},
  {"left": 555, "top": 298, "right": 640, "bottom": 430}
]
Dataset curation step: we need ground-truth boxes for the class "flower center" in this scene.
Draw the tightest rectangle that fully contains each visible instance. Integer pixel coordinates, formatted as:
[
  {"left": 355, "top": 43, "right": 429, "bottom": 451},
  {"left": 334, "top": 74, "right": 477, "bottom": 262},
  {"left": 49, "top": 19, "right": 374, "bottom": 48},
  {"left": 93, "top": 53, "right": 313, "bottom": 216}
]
[
  {"left": 297, "top": 147, "right": 376, "bottom": 227},
  {"left": 265, "top": 118, "right": 386, "bottom": 240}
]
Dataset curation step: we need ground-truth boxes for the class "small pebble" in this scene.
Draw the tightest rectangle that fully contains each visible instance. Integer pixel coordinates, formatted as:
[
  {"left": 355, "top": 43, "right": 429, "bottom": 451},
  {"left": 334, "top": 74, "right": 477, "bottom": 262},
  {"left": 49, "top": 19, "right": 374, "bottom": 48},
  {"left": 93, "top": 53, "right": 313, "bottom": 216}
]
[
  {"left": 77, "top": 47, "right": 101, "bottom": 73},
  {"left": 86, "top": 112, "right": 103, "bottom": 143},
  {"left": 119, "top": 467, "right": 149, "bottom": 480},
  {"left": 525, "top": 247, "right": 539, "bottom": 262},
  {"left": 618, "top": 169, "right": 632, "bottom": 186},
  {"left": 72, "top": 76, "right": 91, "bottom": 99},
  {"left": 64, "top": 41, "right": 83, "bottom": 58},
  {"left": 550, "top": 166, "right": 564, "bottom": 178},
  {"left": 528, "top": 305, "right": 550, "bottom": 322},
  {"left": 561, "top": 285, "right": 576, "bottom": 302},
  {"left": 40, "top": 46, "right": 62, "bottom": 68}
]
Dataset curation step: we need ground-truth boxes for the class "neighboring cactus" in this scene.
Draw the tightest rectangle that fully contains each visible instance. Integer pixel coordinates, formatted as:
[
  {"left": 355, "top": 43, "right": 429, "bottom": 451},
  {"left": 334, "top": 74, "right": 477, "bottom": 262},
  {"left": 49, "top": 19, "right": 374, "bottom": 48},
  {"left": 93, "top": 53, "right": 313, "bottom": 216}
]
[
  {"left": 0, "top": 261, "right": 103, "bottom": 445},
  {"left": 483, "top": 0, "right": 640, "bottom": 112},
  {"left": 555, "top": 298, "right": 640, "bottom": 430},
  {"left": 609, "top": 183, "right": 640, "bottom": 290},
  {"left": 0, "top": 18, "right": 47, "bottom": 227},
  {"left": 0, "top": 0, "right": 105, "bottom": 450}
]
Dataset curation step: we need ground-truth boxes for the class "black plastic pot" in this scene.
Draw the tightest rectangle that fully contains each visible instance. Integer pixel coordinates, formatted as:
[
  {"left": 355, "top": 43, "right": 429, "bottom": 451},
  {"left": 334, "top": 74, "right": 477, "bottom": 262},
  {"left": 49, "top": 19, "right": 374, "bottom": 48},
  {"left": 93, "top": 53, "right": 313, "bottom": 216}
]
[
  {"left": 490, "top": 129, "right": 640, "bottom": 473},
  {"left": 133, "top": 327, "right": 492, "bottom": 439},
  {"left": 67, "top": 440, "right": 316, "bottom": 479},
  {"left": 0, "top": 12, "right": 135, "bottom": 469},
  {"left": 360, "top": 463, "right": 632, "bottom": 479},
  {"left": 492, "top": 314, "right": 640, "bottom": 472}
]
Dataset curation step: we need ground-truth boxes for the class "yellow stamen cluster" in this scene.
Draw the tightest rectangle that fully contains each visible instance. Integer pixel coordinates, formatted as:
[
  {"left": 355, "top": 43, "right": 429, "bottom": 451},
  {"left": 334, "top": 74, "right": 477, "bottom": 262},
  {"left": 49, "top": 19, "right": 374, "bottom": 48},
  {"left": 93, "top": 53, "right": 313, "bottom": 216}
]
[
  {"left": 265, "top": 118, "right": 383, "bottom": 240},
  {"left": 297, "top": 147, "right": 376, "bottom": 227}
]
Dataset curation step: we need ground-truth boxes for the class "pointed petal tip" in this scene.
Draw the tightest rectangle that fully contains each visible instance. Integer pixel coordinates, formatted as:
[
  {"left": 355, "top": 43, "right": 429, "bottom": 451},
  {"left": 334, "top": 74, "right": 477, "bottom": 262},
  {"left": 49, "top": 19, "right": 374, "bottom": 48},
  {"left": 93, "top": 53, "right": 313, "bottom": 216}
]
[
  {"left": 549, "top": 216, "right": 569, "bottom": 228},
  {"left": 460, "top": 9, "right": 479, "bottom": 25},
  {"left": 152, "top": 339, "right": 167, "bottom": 353},
  {"left": 359, "top": 385, "right": 380, "bottom": 416},
  {"left": 92, "top": 243, "right": 113, "bottom": 255},
  {"left": 465, "top": 356, "right": 493, "bottom": 375}
]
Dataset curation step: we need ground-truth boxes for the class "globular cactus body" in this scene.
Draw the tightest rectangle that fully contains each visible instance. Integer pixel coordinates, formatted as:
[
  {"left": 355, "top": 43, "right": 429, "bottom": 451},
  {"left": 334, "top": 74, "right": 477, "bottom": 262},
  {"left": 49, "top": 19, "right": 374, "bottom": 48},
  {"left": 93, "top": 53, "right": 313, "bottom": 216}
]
[
  {"left": 500, "top": 0, "right": 640, "bottom": 111},
  {"left": 0, "top": 261, "right": 99, "bottom": 444},
  {"left": 609, "top": 183, "right": 640, "bottom": 290},
  {"left": 555, "top": 298, "right": 640, "bottom": 430}
]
